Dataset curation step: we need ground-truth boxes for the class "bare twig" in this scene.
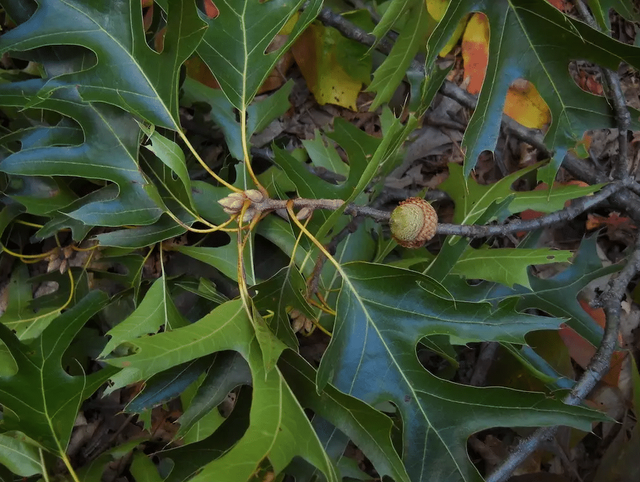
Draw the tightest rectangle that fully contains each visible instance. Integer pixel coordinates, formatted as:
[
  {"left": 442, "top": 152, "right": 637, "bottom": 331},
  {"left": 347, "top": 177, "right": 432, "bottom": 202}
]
[
  {"left": 436, "top": 182, "right": 623, "bottom": 237},
  {"left": 469, "top": 342, "right": 500, "bottom": 386},
  {"left": 221, "top": 180, "right": 623, "bottom": 238},
  {"left": 563, "top": 153, "right": 640, "bottom": 223}
]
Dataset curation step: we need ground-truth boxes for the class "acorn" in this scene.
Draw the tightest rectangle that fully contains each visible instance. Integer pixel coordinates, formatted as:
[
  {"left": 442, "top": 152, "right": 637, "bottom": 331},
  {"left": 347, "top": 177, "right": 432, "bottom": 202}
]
[{"left": 389, "top": 197, "right": 438, "bottom": 248}]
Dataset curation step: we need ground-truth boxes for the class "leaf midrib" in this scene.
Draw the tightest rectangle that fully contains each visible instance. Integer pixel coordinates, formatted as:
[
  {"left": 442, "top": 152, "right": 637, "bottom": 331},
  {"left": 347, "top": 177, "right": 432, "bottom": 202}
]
[{"left": 337, "top": 268, "right": 463, "bottom": 480}]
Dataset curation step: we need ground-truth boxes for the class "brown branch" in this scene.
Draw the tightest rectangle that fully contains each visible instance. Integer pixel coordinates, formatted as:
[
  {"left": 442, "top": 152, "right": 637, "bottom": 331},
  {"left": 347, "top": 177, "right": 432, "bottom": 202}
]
[
  {"left": 436, "top": 181, "right": 623, "bottom": 237},
  {"left": 221, "top": 180, "right": 623, "bottom": 239}
]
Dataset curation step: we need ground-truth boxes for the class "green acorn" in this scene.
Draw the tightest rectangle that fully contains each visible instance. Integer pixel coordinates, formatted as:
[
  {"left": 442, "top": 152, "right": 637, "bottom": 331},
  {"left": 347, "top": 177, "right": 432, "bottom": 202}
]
[{"left": 389, "top": 197, "right": 438, "bottom": 248}]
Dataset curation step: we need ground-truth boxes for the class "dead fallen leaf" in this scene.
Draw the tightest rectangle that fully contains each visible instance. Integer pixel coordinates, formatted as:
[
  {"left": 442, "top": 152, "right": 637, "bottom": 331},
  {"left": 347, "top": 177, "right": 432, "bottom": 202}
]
[{"left": 557, "top": 299, "right": 626, "bottom": 387}]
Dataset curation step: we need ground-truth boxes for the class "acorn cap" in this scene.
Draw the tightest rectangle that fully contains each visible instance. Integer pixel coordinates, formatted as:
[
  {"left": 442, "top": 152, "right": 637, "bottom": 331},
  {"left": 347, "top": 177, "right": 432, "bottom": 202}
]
[{"left": 389, "top": 198, "right": 438, "bottom": 248}]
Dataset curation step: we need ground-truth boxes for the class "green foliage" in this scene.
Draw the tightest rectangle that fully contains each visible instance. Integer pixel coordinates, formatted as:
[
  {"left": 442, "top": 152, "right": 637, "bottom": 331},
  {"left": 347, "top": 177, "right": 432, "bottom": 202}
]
[
  {"left": 0, "top": 292, "right": 117, "bottom": 453},
  {"left": 0, "top": 1, "right": 635, "bottom": 481}
]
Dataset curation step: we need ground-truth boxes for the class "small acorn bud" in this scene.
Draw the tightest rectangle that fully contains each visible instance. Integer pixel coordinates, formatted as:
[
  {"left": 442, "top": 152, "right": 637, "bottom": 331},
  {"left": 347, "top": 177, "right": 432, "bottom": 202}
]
[
  {"left": 241, "top": 206, "right": 258, "bottom": 224},
  {"left": 218, "top": 192, "right": 246, "bottom": 212},
  {"left": 289, "top": 308, "right": 313, "bottom": 333},
  {"left": 245, "top": 189, "right": 265, "bottom": 203},
  {"left": 389, "top": 197, "right": 438, "bottom": 248}
]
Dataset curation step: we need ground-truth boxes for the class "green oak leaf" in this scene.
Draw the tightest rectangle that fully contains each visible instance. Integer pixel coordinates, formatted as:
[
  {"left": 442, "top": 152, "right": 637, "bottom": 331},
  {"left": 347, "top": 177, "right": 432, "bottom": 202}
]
[
  {"left": 103, "top": 299, "right": 337, "bottom": 481},
  {"left": 0, "top": 263, "right": 60, "bottom": 341},
  {"left": 196, "top": 0, "right": 322, "bottom": 111},
  {"left": 0, "top": 432, "right": 42, "bottom": 477},
  {"left": 75, "top": 439, "right": 145, "bottom": 482},
  {"left": 280, "top": 351, "right": 410, "bottom": 482},
  {"left": 0, "top": 291, "right": 119, "bottom": 453},
  {"left": 125, "top": 356, "right": 214, "bottom": 414},
  {"left": 451, "top": 247, "right": 573, "bottom": 289},
  {"left": 100, "top": 276, "right": 188, "bottom": 357},
  {"left": 463, "top": 235, "right": 621, "bottom": 348},
  {"left": 272, "top": 118, "right": 380, "bottom": 203},
  {"left": 0, "top": 82, "right": 163, "bottom": 226},
  {"left": 317, "top": 262, "right": 606, "bottom": 482},
  {"left": 161, "top": 388, "right": 252, "bottom": 482},
  {"left": 253, "top": 266, "right": 315, "bottom": 350},
  {"left": 176, "top": 351, "right": 251, "bottom": 439},
  {"left": 367, "top": 0, "right": 433, "bottom": 110},
  {"left": 590, "top": 0, "right": 640, "bottom": 30},
  {"left": 0, "top": 0, "right": 207, "bottom": 130},
  {"left": 182, "top": 77, "right": 294, "bottom": 160},
  {"left": 4, "top": 176, "right": 77, "bottom": 215},
  {"left": 142, "top": 128, "right": 196, "bottom": 211},
  {"left": 130, "top": 451, "right": 164, "bottom": 482},
  {"left": 439, "top": 161, "right": 542, "bottom": 226}
]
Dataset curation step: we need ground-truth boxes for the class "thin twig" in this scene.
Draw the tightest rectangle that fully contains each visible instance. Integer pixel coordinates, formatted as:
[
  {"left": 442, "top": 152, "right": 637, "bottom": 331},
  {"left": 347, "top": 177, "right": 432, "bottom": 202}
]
[
  {"left": 563, "top": 153, "right": 640, "bottom": 223},
  {"left": 469, "top": 342, "right": 499, "bottom": 386},
  {"left": 222, "top": 180, "right": 623, "bottom": 239},
  {"left": 436, "top": 182, "right": 623, "bottom": 237}
]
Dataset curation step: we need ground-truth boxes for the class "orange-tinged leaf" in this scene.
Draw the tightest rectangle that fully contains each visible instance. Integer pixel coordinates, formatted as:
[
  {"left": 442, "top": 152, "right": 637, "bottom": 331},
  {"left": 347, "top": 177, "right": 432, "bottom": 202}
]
[
  {"left": 143, "top": 3, "right": 154, "bottom": 31},
  {"left": 186, "top": 55, "right": 220, "bottom": 89},
  {"left": 571, "top": 133, "right": 592, "bottom": 159},
  {"left": 504, "top": 79, "right": 551, "bottom": 130},
  {"left": 258, "top": 49, "right": 294, "bottom": 94},
  {"left": 586, "top": 212, "right": 636, "bottom": 231},
  {"left": 203, "top": 0, "right": 219, "bottom": 19},
  {"left": 141, "top": 0, "right": 154, "bottom": 7},
  {"left": 154, "top": 26, "right": 166, "bottom": 53},
  {"left": 547, "top": 0, "right": 572, "bottom": 12},
  {"left": 576, "top": 70, "right": 604, "bottom": 95},
  {"left": 461, "top": 13, "right": 489, "bottom": 95},
  {"left": 558, "top": 299, "right": 626, "bottom": 387}
]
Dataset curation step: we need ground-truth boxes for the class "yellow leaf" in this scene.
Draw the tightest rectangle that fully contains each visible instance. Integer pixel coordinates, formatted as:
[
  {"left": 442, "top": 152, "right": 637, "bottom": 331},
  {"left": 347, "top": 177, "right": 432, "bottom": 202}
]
[
  {"left": 281, "top": 12, "right": 299, "bottom": 35},
  {"left": 460, "top": 13, "right": 550, "bottom": 130},
  {"left": 426, "top": 0, "right": 469, "bottom": 57},
  {"left": 292, "top": 23, "right": 364, "bottom": 110},
  {"left": 504, "top": 79, "right": 551, "bottom": 130},
  {"left": 426, "top": 0, "right": 449, "bottom": 20}
]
